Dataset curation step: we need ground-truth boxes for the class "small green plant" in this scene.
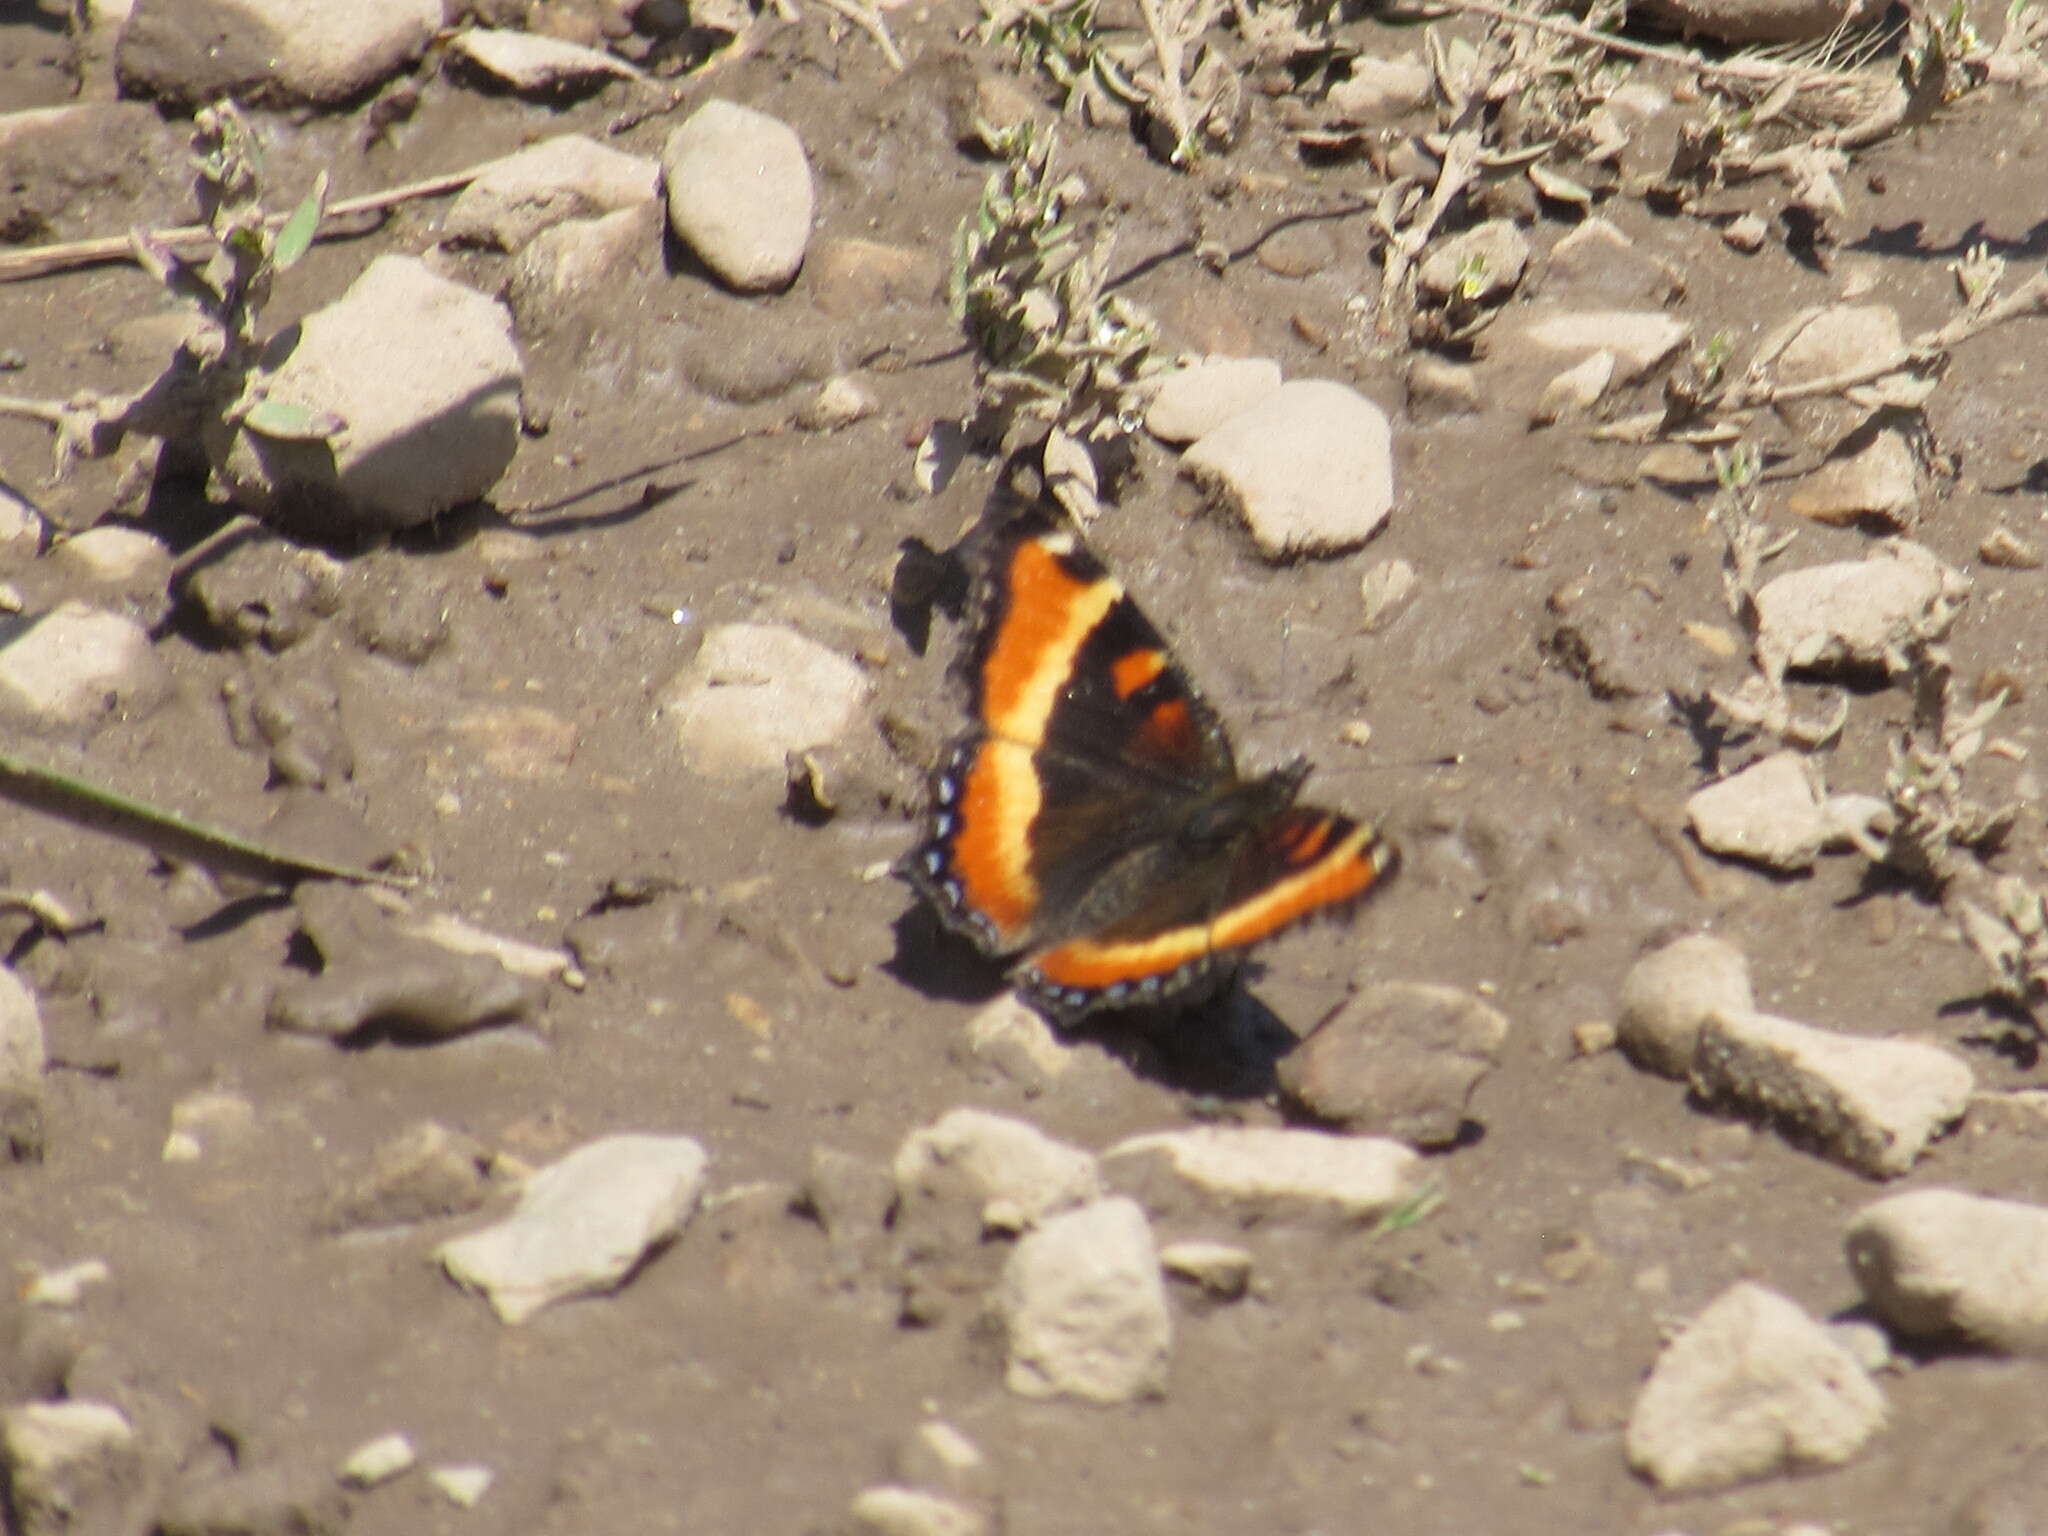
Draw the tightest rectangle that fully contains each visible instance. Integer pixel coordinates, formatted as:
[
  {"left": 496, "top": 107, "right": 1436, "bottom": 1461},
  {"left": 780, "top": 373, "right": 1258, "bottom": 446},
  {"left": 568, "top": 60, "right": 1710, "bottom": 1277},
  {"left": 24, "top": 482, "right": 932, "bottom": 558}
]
[
  {"left": 950, "top": 122, "right": 1159, "bottom": 463},
  {"left": 0, "top": 99, "right": 331, "bottom": 479},
  {"left": 1371, "top": 1180, "right": 1445, "bottom": 1236}
]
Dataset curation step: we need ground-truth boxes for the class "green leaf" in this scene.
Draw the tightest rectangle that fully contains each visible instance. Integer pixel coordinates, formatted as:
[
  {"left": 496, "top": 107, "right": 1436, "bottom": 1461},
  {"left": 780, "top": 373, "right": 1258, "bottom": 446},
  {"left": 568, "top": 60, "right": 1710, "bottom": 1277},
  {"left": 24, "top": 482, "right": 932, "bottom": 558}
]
[
  {"left": 242, "top": 397, "right": 344, "bottom": 440},
  {"left": 273, "top": 171, "right": 328, "bottom": 271}
]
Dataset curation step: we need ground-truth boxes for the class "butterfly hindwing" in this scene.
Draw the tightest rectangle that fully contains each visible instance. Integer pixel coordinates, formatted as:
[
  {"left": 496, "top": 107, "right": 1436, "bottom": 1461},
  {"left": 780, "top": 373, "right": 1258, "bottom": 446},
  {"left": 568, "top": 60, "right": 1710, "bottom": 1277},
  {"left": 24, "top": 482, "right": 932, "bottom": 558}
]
[{"left": 906, "top": 500, "right": 1396, "bottom": 1024}]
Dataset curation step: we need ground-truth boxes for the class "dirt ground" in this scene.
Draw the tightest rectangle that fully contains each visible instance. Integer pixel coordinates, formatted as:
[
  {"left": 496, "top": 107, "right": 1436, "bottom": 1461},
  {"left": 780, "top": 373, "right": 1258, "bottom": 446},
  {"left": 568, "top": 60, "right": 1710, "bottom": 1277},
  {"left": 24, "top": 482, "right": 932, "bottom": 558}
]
[{"left": 6, "top": 1, "right": 2048, "bottom": 1532}]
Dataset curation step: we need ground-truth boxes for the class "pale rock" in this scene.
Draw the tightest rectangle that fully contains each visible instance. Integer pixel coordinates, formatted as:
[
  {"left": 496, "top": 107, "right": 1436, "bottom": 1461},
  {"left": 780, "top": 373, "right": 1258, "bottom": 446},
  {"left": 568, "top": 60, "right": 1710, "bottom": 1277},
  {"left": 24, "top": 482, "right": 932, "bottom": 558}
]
[
  {"left": 0, "top": 484, "right": 46, "bottom": 568},
  {"left": 663, "top": 622, "right": 871, "bottom": 780},
  {"left": 1182, "top": 380, "right": 1394, "bottom": 559},
  {"left": 1625, "top": 1282, "right": 1884, "bottom": 1493},
  {"left": 849, "top": 1486, "right": 987, "bottom": 1536},
  {"left": 796, "top": 374, "right": 881, "bottom": 433},
  {"left": 1723, "top": 212, "right": 1769, "bottom": 252},
  {"left": 1784, "top": 428, "right": 1920, "bottom": 527},
  {"left": 1633, "top": 0, "right": 1883, "bottom": 42},
  {"left": 49, "top": 527, "right": 169, "bottom": 593},
  {"left": 212, "top": 255, "right": 523, "bottom": 535},
  {"left": 504, "top": 204, "right": 660, "bottom": 332},
  {"left": 1359, "top": 557, "right": 1419, "bottom": 631},
  {"left": 0, "top": 1400, "right": 142, "bottom": 1535},
  {"left": 1105, "top": 1126, "right": 1421, "bottom": 1221},
  {"left": 1774, "top": 305, "right": 1905, "bottom": 386},
  {"left": 437, "top": 1133, "right": 709, "bottom": 1323},
  {"left": 892, "top": 1421, "right": 991, "bottom": 1503},
  {"left": 406, "top": 914, "right": 573, "bottom": 981},
  {"left": 1754, "top": 539, "right": 1969, "bottom": 682},
  {"left": 1685, "top": 751, "right": 1830, "bottom": 871},
  {"left": 0, "top": 602, "right": 168, "bottom": 727},
  {"left": 1979, "top": 526, "right": 2043, "bottom": 570},
  {"left": 1846, "top": 1188, "right": 2048, "bottom": 1353},
  {"left": 442, "top": 134, "right": 660, "bottom": 252},
  {"left": 339, "top": 1432, "right": 415, "bottom": 1488},
  {"left": 1532, "top": 351, "right": 1615, "bottom": 425},
  {"left": 1691, "top": 1009, "right": 1972, "bottom": 1178},
  {"left": 1326, "top": 54, "right": 1432, "bottom": 123},
  {"left": 448, "top": 28, "right": 642, "bottom": 95},
  {"left": 23, "top": 1259, "right": 110, "bottom": 1308},
  {"left": 1685, "top": 751, "right": 1888, "bottom": 873},
  {"left": 1159, "top": 1240, "right": 1253, "bottom": 1299},
  {"left": 169, "top": 1089, "right": 257, "bottom": 1156},
  {"left": 894, "top": 1107, "right": 1100, "bottom": 1235},
  {"left": 0, "top": 964, "right": 46, "bottom": 1161},
  {"left": 1144, "top": 357, "right": 1283, "bottom": 445},
  {"left": 1000, "top": 1197, "right": 1171, "bottom": 1403},
  {"left": 662, "top": 100, "right": 814, "bottom": 292},
  {"left": 1517, "top": 309, "right": 1690, "bottom": 382},
  {"left": 429, "top": 1463, "right": 493, "bottom": 1508},
  {"left": 1405, "top": 355, "right": 1481, "bottom": 419},
  {"left": 1766, "top": 302, "right": 1907, "bottom": 444},
  {"left": 960, "top": 993, "right": 1077, "bottom": 1090},
  {"left": 1416, "top": 219, "right": 1529, "bottom": 304},
  {"left": 1616, "top": 933, "right": 1753, "bottom": 1079},
  {"left": 1277, "top": 982, "right": 1509, "bottom": 1147},
  {"left": 117, "top": 0, "right": 441, "bottom": 107}
]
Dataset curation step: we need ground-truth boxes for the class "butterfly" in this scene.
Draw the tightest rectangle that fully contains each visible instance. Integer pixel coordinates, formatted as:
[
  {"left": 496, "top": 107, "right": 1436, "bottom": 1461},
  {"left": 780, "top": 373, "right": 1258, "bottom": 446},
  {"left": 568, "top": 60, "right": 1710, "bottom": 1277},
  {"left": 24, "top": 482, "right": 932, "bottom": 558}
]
[{"left": 903, "top": 503, "right": 1395, "bottom": 1025}]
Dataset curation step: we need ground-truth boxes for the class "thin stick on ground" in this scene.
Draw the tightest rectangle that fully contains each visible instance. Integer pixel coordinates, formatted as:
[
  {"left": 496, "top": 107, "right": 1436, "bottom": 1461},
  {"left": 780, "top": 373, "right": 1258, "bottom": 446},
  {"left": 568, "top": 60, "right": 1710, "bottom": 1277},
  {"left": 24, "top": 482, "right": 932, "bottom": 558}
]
[
  {"left": 0, "top": 166, "right": 481, "bottom": 285},
  {"left": 1407, "top": 0, "right": 1870, "bottom": 85},
  {"left": 813, "top": 0, "right": 906, "bottom": 69}
]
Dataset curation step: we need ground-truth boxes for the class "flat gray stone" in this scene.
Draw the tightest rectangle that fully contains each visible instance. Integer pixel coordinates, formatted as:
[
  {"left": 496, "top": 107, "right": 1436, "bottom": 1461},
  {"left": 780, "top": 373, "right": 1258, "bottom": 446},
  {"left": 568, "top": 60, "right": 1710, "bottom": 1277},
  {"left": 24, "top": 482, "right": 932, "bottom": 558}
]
[
  {"left": 1325, "top": 54, "right": 1431, "bottom": 124},
  {"left": 1517, "top": 308, "right": 1690, "bottom": 382},
  {"left": 1847, "top": 1188, "right": 2048, "bottom": 1353},
  {"left": 117, "top": 0, "right": 440, "bottom": 107},
  {"left": 662, "top": 99, "right": 814, "bottom": 292},
  {"left": 213, "top": 255, "right": 523, "bottom": 535},
  {"left": 1692, "top": 1009, "right": 1972, "bottom": 1178},
  {"left": 1755, "top": 539, "right": 1967, "bottom": 681},
  {"left": 1626, "top": 1282, "right": 1885, "bottom": 1493},
  {"left": 437, "top": 1133, "right": 708, "bottom": 1323},
  {"left": 1182, "top": 380, "right": 1394, "bottom": 559},
  {"left": 447, "top": 28, "right": 642, "bottom": 96},
  {"left": 663, "top": 622, "right": 871, "bottom": 780},
  {"left": 1785, "top": 428, "right": 1919, "bottom": 528},
  {"left": 1277, "top": 981, "right": 1508, "bottom": 1147},
  {"left": 442, "top": 134, "right": 660, "bottom": 252},
  {"left": 999, "top": 1197, "right": 1171, "bottom": 1403}
]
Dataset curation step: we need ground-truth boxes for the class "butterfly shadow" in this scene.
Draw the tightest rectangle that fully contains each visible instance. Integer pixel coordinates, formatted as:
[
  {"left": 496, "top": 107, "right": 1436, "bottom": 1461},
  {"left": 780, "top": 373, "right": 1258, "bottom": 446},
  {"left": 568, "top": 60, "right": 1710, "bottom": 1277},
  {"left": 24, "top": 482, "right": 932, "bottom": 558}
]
[{"left": 884, "top": 903, "right": 1298, "bottom": 1100}]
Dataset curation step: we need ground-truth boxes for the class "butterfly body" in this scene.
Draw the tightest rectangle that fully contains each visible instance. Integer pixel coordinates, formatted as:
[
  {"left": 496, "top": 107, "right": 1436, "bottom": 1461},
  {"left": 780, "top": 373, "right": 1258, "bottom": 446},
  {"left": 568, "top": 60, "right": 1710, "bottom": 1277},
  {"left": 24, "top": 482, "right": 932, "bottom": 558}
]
[{"left": 906, "top": 507, "right": 1394, "bottom": 1024}]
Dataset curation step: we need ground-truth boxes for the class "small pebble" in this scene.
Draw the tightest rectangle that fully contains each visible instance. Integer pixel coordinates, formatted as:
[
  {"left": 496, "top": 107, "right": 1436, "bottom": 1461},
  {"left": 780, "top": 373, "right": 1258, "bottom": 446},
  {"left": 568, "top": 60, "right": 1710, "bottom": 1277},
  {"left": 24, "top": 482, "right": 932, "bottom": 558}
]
[
  {"left": 340, "top": 1432, "right": 417, "bottom": 1489},
  {"left": 429, "top": 1464, "right": 494, "bottom": 1508}
]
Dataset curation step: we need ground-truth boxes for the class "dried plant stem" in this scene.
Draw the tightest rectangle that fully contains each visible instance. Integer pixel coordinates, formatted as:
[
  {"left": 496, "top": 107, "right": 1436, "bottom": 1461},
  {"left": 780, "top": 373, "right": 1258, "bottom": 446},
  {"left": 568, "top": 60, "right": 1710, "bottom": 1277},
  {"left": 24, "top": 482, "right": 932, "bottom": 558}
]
[
  {"left": 813, "top": 0, "right": 905, "bottom": 69},
  {"left": 1411, "top": 0, "right": 1862, "bottom": 87},
  {"left": 0, "top": 167, "right": 479, "bottom": 285},
  {"left": 1134, "top": 0, "right": 1221, "bottom": 158}
]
